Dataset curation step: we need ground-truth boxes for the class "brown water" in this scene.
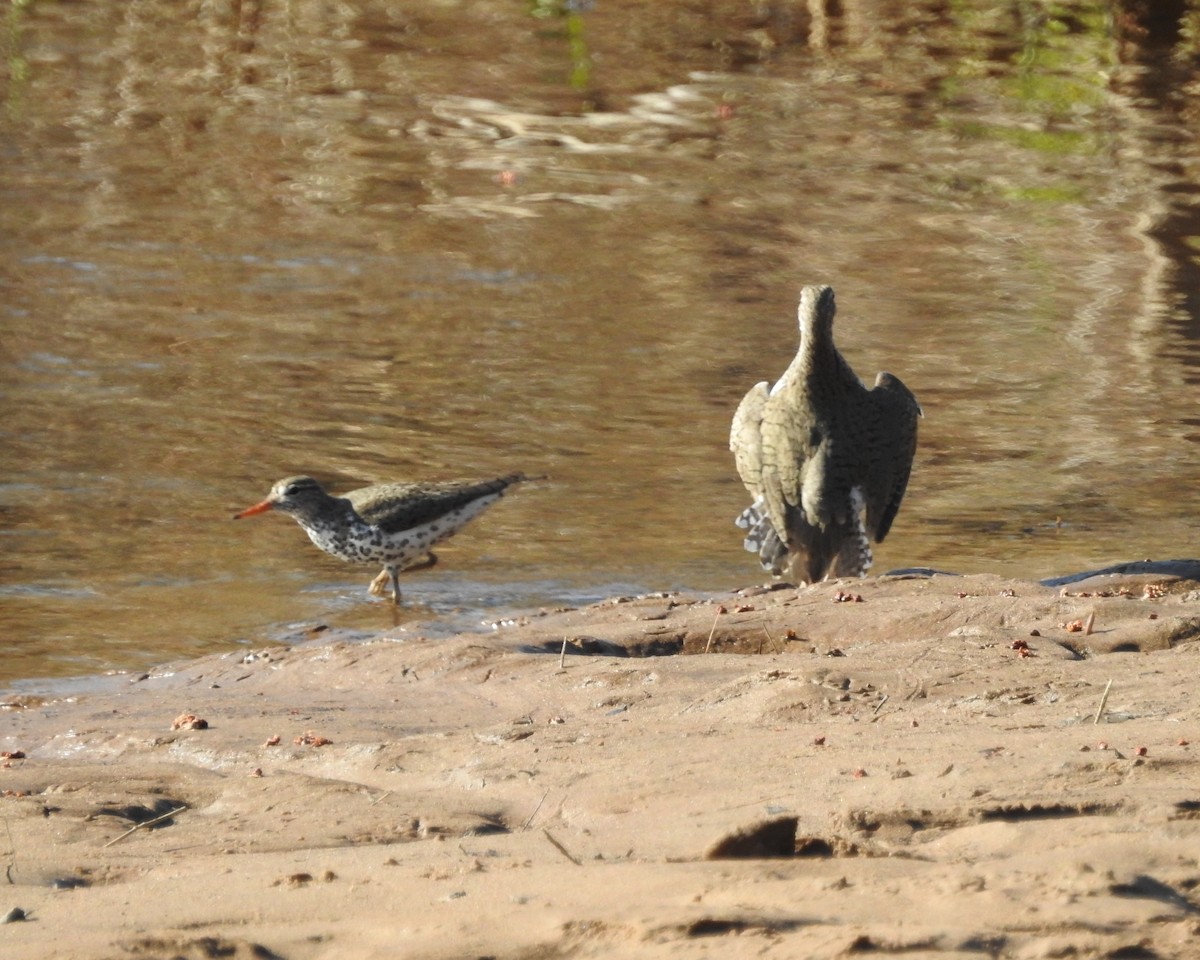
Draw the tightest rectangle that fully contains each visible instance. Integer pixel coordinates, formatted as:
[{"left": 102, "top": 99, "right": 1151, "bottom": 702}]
[{"left": 4, "top": 0, "right": 1200, "bottom": 684}]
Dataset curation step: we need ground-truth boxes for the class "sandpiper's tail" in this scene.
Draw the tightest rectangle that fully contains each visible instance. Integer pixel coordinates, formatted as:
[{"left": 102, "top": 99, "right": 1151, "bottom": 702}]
[
  {"left": 735, "top": 498, "right": 789, "bottom": 575},
  {"left": 828, "top": 487, "right": 873, "bottom": 578}
]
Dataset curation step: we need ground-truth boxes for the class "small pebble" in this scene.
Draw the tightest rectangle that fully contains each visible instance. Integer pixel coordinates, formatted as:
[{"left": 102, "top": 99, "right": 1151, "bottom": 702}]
[{"left": 1, "top": 907, "right": 27, "bottom": 923}]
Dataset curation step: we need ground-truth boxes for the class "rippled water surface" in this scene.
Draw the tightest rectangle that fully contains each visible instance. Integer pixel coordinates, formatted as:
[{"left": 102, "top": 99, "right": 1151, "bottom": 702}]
[{"left": 4, "top": 1, "right": 1200, "bottom": 683}]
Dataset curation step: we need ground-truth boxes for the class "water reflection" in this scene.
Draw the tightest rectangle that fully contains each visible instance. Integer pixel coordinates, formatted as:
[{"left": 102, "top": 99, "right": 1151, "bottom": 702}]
[{"left": 3, "top": 0, "right": 1200, "bottom": 684}]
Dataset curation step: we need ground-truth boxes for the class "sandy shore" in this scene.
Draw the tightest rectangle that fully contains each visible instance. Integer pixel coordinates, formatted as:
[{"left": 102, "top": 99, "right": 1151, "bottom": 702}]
[{"left": 3, "top": 566, "right": 1200, "bottom": 959}]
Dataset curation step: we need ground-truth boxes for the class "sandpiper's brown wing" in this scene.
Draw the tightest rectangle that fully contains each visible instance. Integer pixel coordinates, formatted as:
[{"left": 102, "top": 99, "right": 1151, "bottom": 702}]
[
  {"left": 757, "top": 369, "right": 825, "bottom": 538},
  {"left": 730, "top": 380, "right": 770, "bottom": 502},
  {"left": 348, "top": 474, "right": 530, "bottom": 535},
  {"left": 863, "top": 372, "right": 921, "bottom": 543}
]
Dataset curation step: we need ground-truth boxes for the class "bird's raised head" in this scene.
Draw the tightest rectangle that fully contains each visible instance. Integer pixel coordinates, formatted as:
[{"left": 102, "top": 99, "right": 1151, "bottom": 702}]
[
  {"left": 797, "top": 284, "right": 837, "bottom": 334},
  {"left": 233, "top": 475, "right": 330, "bottom": 519}
]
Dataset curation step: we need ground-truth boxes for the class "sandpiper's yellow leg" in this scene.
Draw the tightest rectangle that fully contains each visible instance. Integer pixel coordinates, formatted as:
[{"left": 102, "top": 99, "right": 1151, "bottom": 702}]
[{"left": 367, "top": 553, "right": 439, "bottom": 603}]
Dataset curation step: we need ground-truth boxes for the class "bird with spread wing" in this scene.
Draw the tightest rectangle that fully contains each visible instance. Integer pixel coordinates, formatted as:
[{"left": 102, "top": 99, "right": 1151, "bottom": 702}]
[{"left": 730, "top": 284, "right": 921, "bottom": 584}]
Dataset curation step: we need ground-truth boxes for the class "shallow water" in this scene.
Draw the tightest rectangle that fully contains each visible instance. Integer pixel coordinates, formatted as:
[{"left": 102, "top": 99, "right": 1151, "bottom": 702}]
[{"left": 3, "top": 0, "right": 1200, "bottom": 683}]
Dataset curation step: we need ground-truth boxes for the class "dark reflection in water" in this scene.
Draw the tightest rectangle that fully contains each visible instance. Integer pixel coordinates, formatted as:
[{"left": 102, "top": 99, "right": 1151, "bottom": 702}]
[
  {"left": 3, "top": 0, "right": 1200, "bottom": 683},
  {"left": 1116, "top": 2, "right": 1200, "bottom": 352}
]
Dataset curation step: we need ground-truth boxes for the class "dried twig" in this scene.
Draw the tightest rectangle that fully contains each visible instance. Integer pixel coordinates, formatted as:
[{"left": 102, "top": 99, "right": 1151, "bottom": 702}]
[
  {"left": 103, "top": 805, "right": 187, "bottom": 848},
  {"left": 872, "top": 694, "right": 890, "bottom": 715},
  {"left": 704, "top": 607, "right": 722, "bottom": 654},
  {"left": 762, "top": 625, "right": 781, "bottom": 655},
  {"left": 522, "top": 790, "right": 549, "bottom": 831},
  {"left": 1093, "top": 679, "right": 1113, "bottom": 725},
  {"left": 559, "top": 637, "right": 568, "bottom": 670},
  {"left": 542, "top": 828, "right": 582, "bottom": 866},
  {"left": 3, "top": 817, "right": 15, "bottom": 885},
  {"left": 1083, "top": 611, "right": 1095, "bottom": 636}
]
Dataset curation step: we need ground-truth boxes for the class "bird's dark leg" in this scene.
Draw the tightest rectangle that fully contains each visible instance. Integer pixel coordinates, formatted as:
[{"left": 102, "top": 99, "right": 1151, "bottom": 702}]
[{"left": 405, "top": 552, "right": 439, "bottom": 572}]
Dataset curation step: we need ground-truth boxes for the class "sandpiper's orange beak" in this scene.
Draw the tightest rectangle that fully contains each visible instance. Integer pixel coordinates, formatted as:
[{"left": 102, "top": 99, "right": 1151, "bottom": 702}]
[{"left": 233, "top": 499, "right": 274, "bottom": 519}]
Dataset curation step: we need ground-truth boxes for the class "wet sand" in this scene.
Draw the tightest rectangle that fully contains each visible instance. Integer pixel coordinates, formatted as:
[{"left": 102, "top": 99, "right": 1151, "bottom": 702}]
[{"left": 3, "top": 567, "right": 1200, "bottom": 959}]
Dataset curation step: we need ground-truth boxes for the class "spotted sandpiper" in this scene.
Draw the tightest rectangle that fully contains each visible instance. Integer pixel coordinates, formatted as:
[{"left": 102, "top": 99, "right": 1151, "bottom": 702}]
[
  {"left": 234, "top": 473, "right": 539, "bottom": 603},
  {"left": 730, "top": 284, "right": 921, "bottom": 583}
]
